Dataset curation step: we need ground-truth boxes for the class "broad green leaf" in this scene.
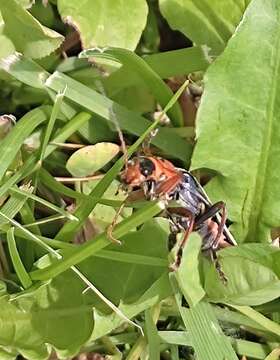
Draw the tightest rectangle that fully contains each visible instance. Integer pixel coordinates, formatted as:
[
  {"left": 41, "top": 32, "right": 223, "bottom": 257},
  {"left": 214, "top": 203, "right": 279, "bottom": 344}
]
[
  {"left": 90, "top": 272, "right": 172, "bottom": 341},
  {"left": 83, "top": 179, "right": 131, "bottom": 231},
  {"left": 159, "top": 0, "right": 249, "bottom": 54},
  {"left": 30, "top": 201, "right": 166, "bottom": 281},
  {"left": 66, "top": 142, "right": 120, "bottom": 177},
  {"left": 78, "top": 219, "right": 169, "bottom": 308},
  {"left": 0, "top": 0, "right": 64, "bottom": 58},
  {"left": 57, "top": 0, "right": 148, "bottom": 51},
  {"left": 0, "top": 35, "right": 15, "bottom": 59},
  {"left": 203, "top": 245, "right": 280, "bottom": 306},
  {"left": 191, "top": 0, "right": 280, "bottom": 243},
  {"left": 176, "top": 233, "right": 205, "bottom": 307},
  {"left": 16, "top": 0, "right": 34, "bottom": 8},
  {"left": 0, "top": 270, "right": 93, "bottom": 360}
]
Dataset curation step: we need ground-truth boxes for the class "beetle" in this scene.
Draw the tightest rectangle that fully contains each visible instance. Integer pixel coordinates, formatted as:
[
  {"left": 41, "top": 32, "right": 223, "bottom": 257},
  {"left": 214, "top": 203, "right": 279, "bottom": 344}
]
[{"left": 119, "top": 155, "right": 237, "bottom": 282}]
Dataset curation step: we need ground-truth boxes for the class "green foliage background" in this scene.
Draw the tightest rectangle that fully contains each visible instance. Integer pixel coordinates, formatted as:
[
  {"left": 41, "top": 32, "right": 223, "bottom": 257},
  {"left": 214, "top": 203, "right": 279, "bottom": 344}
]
[{"left": 0, "top": 0, "right": 280, "bottom": 359}]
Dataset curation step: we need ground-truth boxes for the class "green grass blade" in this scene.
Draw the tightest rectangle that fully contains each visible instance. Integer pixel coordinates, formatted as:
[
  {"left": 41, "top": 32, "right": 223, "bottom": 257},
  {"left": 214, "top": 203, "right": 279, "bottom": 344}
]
[
  {"left": 0, "top": 111, "right": 91, "bottom": 200},
  {"left": 265, "top": 348, "right": 280, "bottom": 360},
  {"left": 145, "top": 306, "right": 160, "bottom": 360},
  {"left": 44, "top": 112, "right": 92, "bottom": 158},
  {"left": 30, "top": 200, "right": 165, "bottom": 281},
  {"left": 94, "top": 250, "right": 168, "bottom": 267},
  {"left": 0, "top": 106, "right": 49, "bottom": 181},
  {"left": 0, "top": 52, "right": 48, "bottom": 88},
  {"left": 0, "top": 184, "right": 33, "bottom": 227},
  {"left": 229, "top": 304, "right": 280, "bottom": 338},
  {"left": 39, "top": 168, "right": 123, "bottom": 207},
  {"left": 158, "top": 331, "right": 273, "bottom": 359},
  {"left": 0, "top": 155, "right": 37, "bottom": 199},
  {"left": 144, "top": 46, "right": 210, "bottom": 78},
  {"left": 170, "top": 274, "right": 238, "bottom": 360},
  {"left": 9, "top": 186, "right": 77, "bottom": 221},
  {"left": 182, "top": 302, "right": 238, "bottom": 360},
  {"left": 7, "top": 227, "right": 32, "bottom": 289},
  {"left": 1, "top": 211, "right": 142, "bottom": 333},
  {"left": 0, "top": 53, "right": 191, "bottom": 160},
  {"left": 79, "top": 47, "right": 183, "bottom": 126},
  {"left": 45, "top": 71, "right": 191, "bottom": 161},
  {"left": 104, "top": 46, "right": 210, "bottom": 93},
  {"left": 39, "top": 89, "right": 65, "bottom": 163}
]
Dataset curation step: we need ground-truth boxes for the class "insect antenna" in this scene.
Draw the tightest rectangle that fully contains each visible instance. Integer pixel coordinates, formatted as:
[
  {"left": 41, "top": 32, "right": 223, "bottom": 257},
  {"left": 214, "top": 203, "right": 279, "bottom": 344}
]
[{"left": 94, "top": 73, "right": 128, "bottom": 172}]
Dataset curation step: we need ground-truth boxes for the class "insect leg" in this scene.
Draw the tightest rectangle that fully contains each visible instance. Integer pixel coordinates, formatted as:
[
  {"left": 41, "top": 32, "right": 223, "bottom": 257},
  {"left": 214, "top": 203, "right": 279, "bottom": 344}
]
[
  {"left": 195, "top": 201, "right": 228, "bottom": 250},
  {"left": 106, "top": 202, "right": 126, "bottom": 245},
  {"left": 168, "top": 207, "right": 195, "bottom": 270},
  {"left": 195, "top": 201, "right": 225, "bottom": 227}
]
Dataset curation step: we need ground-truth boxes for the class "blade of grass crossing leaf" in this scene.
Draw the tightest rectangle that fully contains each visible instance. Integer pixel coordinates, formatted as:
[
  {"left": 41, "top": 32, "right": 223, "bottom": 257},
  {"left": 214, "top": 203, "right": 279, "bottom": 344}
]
[
  {"left": 0, "top": 210, "right": 143, "bottom": 333},
  {"left": 23, "top": 214, "right": 66, "bottom": 228},
  {"left": 44, "top": 71, "right": 191, "bottom": 161},
  {"left": 55, "top": 81, "right": 189, "bottom": 241},
  {"left": 9, "top": 186, "right": 78, "bottom": 221},
  {"left": 104, "top": 46, "right": 210, "bottom": 93},
  {"left": 265, "top": 348, "right": 280, "bottom": 360},
  {"left": 94, "top": 250, "right": 168, "bottom": 267},
  {"left": 44, "top": 111, "right": 92, "bottom": 158},
  {"left": 0, "top": 188, "right": 32, "bottom": 227},
  {"left": 0, "top": 53, "right": 190, "bottom": 161},
  {"left": 144, "top": 46, "right": 211, "bottom": 78},
  {"left": 0, "top": 112, "right": 92, "bottom": 198},
  {"left": 71, "top": 266, "right": 144, "bottom": 336},
  {"left": 7, "top": 228, "right": 32, "bottom": 289},
  {"left": 164, "top": 79, "right": 189, "bottom": 113},
  {"left": 31, "top": 200, "right": 165, "bottom": 280},
  {"left": 39, "top": 88, "right": 66, "bottom": 163},
  {"left": 228, "top": 304, "right": 280, "bottom": 338},
  {"left": 0, "top": 155, "right": 38, "bottom": 199},
  {"left": 79, "top": 47, "right": 183, "bottom": 126},
  {"left": 145, "top": 306, "right": 161, "bottom": 360},
  {"left": 0, "top": 210, "right": 60, "bottom": 254},
  {"left": 170, "top": 274, "right": 238, "bottom": 360},
  {"left": 39, "top": 168, "right": 123, "bottom": 207}
]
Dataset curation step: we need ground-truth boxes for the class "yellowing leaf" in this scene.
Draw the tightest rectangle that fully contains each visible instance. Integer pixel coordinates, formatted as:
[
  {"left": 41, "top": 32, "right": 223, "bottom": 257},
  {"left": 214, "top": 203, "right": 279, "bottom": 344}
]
[{"left": 66, "top": 142, "right": 120, "bottom": 177}]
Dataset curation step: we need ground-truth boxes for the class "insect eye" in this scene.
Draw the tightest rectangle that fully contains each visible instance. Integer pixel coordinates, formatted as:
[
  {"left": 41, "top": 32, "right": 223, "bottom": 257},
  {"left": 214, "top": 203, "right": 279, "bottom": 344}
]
[{"left": 139, "top": 158, "right": 155, "bottom": 177}]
